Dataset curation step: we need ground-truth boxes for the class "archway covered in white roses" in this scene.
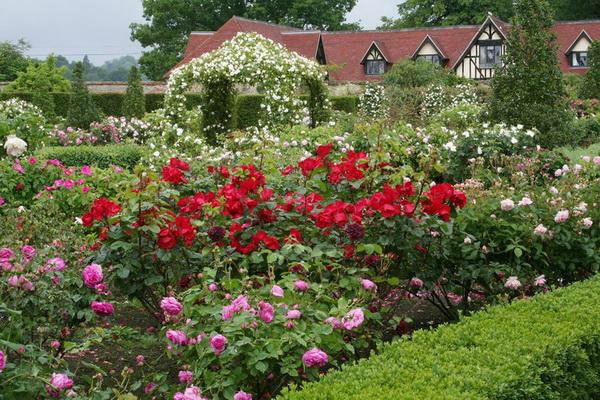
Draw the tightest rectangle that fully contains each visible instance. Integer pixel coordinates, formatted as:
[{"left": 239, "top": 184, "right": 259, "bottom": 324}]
[{"left": 165, "top": 32, "right": 330, "bottom": 144}]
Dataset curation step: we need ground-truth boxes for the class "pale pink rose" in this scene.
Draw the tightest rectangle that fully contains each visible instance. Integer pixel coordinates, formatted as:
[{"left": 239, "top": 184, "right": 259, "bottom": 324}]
[
  {"left": 160, "top": 297, "right": 183, "bottom": 316},
  {"left": 173, "top": 385, "right": 206, "bottom": 400},
  {"left": 504, "top": 276, "right": 522, "bottom": 290},
  {"left": 324, "top": 316, "right": 342, "bottom": 329},
  {"left": 533, "top": 224, "right": 548, "bottom": 236},
  {"left": 178, "top": 370, "right": 193, "bottom": 385},
  {"left": 46, "top": 373, "right": 74, "bottom": 397},
  {"left": 409, "top": 277, "right": 424, "bottom": 288},
  {"left": 210, "top": 334, "right": 227, "bottom": 355},
  {"left": 82, "top": 263, "right": 103, "bottom": 288},
  {"left": 46, "top": 257, "right": 66, "bottom": 271},
  {"left": 136, "top": 355, "right": 145, "bottom": 366},
  {"left": 302, "top": 348, "right": 328, "bottom": 368},
  {"left": 50, "top": 340, "right": 60, "bottom": 349},
  {"left": 582, "top": 218, "right": 593, "bottom": 229},
  {"left": 360, "top": 278, "right": 377, "bottom": 291},
  {"left": 554, "top": 210, "right": 569, "bottom": 223},
  {"left": 287, "top": 309, "right": 302, "bottom": 319},
  {"left": 500, "top": 199, "right": 515, "bottom": 211},
  {"left": 293, "top": 280, "right": 310, "bottom": 292},
  {"left": 518, "top": 197, "right": 533, "bottom": 206},
  {"left": 342, "top": 308, "right": 364, "bottom": 330},
  {"left": 270, "top": 284, "right": 284, "bottom": 297},
  {"left": 208, "top": 283, "right": 218, "bottom": 292},
  {"left": 166, "top": 330, "right": 188, "bottom": 346},
  {"left": 534, "top": 275, "right": 546, "bottom": 286}
]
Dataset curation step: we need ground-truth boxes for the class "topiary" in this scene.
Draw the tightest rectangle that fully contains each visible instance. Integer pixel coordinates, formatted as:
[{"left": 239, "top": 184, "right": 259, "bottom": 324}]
[
  {"left": 67, "top": 61, "right": 100, "bottom": 128},
  {"left": 122, "top": 65, "right": 145, "bottom": 118}
]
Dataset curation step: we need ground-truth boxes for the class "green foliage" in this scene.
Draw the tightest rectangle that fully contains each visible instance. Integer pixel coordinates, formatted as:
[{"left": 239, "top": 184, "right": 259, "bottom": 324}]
[
  {"left": 123, "top": 66, "right": 146, "bottom": 118},
  {"left": 131, "top": 0, "right": 358, "bottom": 79},
  {"left": 0, "top": 39, "right": 30, "bottom": 81},
  {"left": 383, "top": 59, "right": 457, "bottom": 89},
  {"left": 4, "top": 55, "right": 71, "bottom": 93},
  {"left": 67, "top": 62, "right": 100, "bottom": 128},
  {"left": 572, "top": 115, "right": 600, "bottom": 146},
  {"left": 580, "top": 41, "right": 600, "bottom": 100},
  {"left": 380, "top": 0, "right": 514, "bottom": 29},
  {"left": 306, "top": 78, "right": 331, "bottom": 127},
  {"left": 0, "top": 98, "right": 47, "bottom": 153},
  {"left": 280, "top": 275, "right": 600, "bottom": 399},
  {"left": 488, "top": 0, "right": 569, "bottom": 148},
  {"left": 330, "top": 96, "right": 358, "bottom": 113},
  {"left": 145, "top": 93, "right": 165, "bottom": 111},
  {"left": 234, "top": 95, "right": 264, "bottom": 130},
  {"left": 35, "top": 144, "right": 145, "bottom": 169},
  {"left": 91, "top": 93, "right": 124, "bottom": 116}
]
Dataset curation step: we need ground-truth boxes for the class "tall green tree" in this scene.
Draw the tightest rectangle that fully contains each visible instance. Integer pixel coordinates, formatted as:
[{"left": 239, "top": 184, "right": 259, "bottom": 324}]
[
  {"left": 488, "top": 0, "right": 568, "bottom": 147},
  {"left": 130, "top": 0, "right": 358, "bottom": 80},
  {"left": 5, "top": 54, "right": 71, "bottom": 93},
  {"left": 580, "top": 41, "right": 600, "bottom": 100},
  {"left": 123, "top": 66, "right": 146, "bottom": 118},
  {"left": 67, "top": 62, "right": 100, "bottom": 128},
  {"left": 380, "top": 0, "right": 600, "bottom": 29},
  {"left": 0, "top": 39, "right": 31, "bottom": 81}
]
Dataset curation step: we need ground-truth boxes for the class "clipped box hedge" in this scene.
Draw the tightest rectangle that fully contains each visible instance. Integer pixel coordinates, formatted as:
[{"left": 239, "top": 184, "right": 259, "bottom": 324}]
[
  {"left": 35, "top": 144, "right": 145, "bottom": 169},
  {"left": 279, "top": 276, "right": 600, "bottom": 400}
]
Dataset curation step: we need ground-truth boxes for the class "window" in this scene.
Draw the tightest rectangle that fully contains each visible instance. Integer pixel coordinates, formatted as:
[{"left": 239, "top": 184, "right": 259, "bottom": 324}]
[
  {"left": 416, "top": 54, "right": 442, "bottom": 65},
  {"left": 570, "top": 52, "right": 588, "bottom": 67},
  {"left": 365, "top": 60, "right": 386, "bottom": 75},
  {"left": 479, "top": 44, "right": 502, "bottom": 68}
]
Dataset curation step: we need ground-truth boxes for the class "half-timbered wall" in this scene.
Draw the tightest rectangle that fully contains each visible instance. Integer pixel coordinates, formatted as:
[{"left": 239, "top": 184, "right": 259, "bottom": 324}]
[{"left": 455, "top": 22, "right": 505, "bottom": 80}]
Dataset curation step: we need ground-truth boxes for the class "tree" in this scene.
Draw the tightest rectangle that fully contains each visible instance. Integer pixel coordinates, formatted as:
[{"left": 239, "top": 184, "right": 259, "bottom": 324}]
[
  {"left": 380, "top": 0, "right": 514, "bottom": 29},
  {"left": 67, "top": 62, "right": 100, "bottom": 128},
  {"left": 130, "top": 0, "right": 358, "bottom": 80},
  {"left": 580, "top": 41, "right": 600, "bottom": 100},
  {"left": 488, "top": 0, "right": 568, "bottom": 147},
  {"left": 0, "top": 39, "right": 31, "bottom": 81},
  {"left": 380, "top": 0, "right": 600, "bottom": 29},
  {"left": 5, "top": 55, "right": 71, "bottom": 93},
  {"left": 123, "top": 66, "right": 146, "bottom": 118}
]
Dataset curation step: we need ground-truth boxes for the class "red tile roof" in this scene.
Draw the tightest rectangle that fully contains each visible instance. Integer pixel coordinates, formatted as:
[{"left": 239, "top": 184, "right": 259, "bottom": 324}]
[
  {"left": 171, "top": 16, "right": 600, "bottom": 81},
  {"left": 551, "top": 20, "right": 600, "bottom": 74}
]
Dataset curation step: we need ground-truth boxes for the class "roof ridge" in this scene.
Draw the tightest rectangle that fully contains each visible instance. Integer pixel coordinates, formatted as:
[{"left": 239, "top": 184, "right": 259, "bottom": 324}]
[
  {"left": 231, "top": 15, "right": 301, "bottom": 31},
  {"left": 554, "top": 19, "right": 600, "bottom": 25},
  {"left": 321, "top": 24, "right": 481, "bottom": 35},
  {"left": 190, "top": 31, "right": 214, "bottom": 35}
]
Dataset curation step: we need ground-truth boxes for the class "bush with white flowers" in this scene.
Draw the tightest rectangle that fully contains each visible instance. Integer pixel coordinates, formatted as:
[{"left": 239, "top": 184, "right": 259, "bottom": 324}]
[
  {"left": 0, "top": 98, "right": 47, "bottom": 153},
  {"left": 165, "top": 32, "right": 329, "bottom": 143},
  {"left": 359, "top": 83, "right": 388, "bottom": 120}
]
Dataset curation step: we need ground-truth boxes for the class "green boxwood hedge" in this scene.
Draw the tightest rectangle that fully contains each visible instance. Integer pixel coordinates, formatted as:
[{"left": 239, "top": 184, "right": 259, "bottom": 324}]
[
  {"left": 1, "top": 92, "right": 359, "bottom": 122},
  {"left": 35, "top": 144, "right": 145, "bottom": 169},
  {"left": 279, "top": 276, "right": 600, "bottom": 400}
]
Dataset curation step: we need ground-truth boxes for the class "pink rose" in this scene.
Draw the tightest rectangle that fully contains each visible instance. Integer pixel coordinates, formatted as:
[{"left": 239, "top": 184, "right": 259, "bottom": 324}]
[
  {"left": 21, "top": 245, "right": 36, "bottom": 260},
  {"left": 234, "top": 390, "right": 253, "bottom": 400},
  {"left": 342, "top": 308, "right": 364, "bottom": 330},
  {"left": 82, "top": 263, "right": 103, "bottom": 288},
  {"left": 293, "top": 280, "right": 310, "bottom": 292},
  {"left": 136, "top": 355, "right": 145, "bottom": 366},
  {"left": 208, "top": 283, "right": 218, "bottom": 292},
  {"left": 173, "top": 386, "right": 206, "bottom": 400},
  {"left": 504, "top": 276, "right": 522, "bottom": 290},
  {"left": 46, "top": 373, "right": 74, "bottom": 397},
  {"left": 178, "top": 370, "right": 193, "bottom": 385},
  {"left": 91, "top": 301, "right": 114, "bottom": 317},
  {"left": 409, "top": 277, "right": 423, "bottom": 288},
  {"left": 270, "top": 284, "right": 284, "bottom": 297},
  {"left": 166, "top": 330, "right": 188, "bottom": 346},
  {"left": 160, "top": 297, "right": 183, "bottom": 316},
  {"left": 324, "top": 316, "right": 342, "bottom": 329},
  {"left": 209, "top": 334, "right": 227, "bottom": 355},
  {"left": 0, "top": 248, "right": 14, "bottom": 260},
  {"left": 46, "top": 257, "right": 66, "bottom": 271},
  {"left": 302, "top": 348, "right": 328, "bottom": 368},
  {"left": 534, "top": 275, "right": 546, "bottom": 286},
  {"left": 287, "top": 309, "right": 302, "bottom": 319},
  {"left": 258, "top": 301, "right": 275, "bottom": 323},
  {"left": 360, "top": 278, "right": 376, "bottom": 291},
  {"left": 81, "top": 165, "right": 92, "bottom": 176},
  {"left": 0, "top": 350, "right": 5, "bottom": 372}
]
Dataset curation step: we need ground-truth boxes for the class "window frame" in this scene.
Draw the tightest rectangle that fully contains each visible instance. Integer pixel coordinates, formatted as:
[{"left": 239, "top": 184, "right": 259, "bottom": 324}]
[
  {"left": 479, "top": 43, "right": 502, "bottom": 69},
  {"left": 569, "top": 51, "right": 588, "bottom": 68},
  {"left": 365, "top": 59, "right": 386, "bottom": 76},
  {"left": 416, "top": 54, "right": 442, "bottom": 65}
]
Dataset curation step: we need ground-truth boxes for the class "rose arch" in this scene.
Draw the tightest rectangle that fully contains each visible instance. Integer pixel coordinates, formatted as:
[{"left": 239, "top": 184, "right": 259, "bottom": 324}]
[{"left": 165, "top": 32, "right": 330, "bottom": 144}]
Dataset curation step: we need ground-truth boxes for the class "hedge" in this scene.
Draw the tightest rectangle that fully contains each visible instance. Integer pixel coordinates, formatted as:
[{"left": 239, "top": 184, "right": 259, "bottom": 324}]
[
  {"left": 0, "top": 92, "right": 359, "bottom": 121},
  {"left": 35, "top": 144, "right": 145, "bottom": 169},
  {"left": 279, "top": 276, "right": 600, "bottom": 400}
]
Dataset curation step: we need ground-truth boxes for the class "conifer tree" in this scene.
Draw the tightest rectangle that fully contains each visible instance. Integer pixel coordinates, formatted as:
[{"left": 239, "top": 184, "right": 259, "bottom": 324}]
[
  {"left": 67, "top": 61, "right": 100, "bottom": 128},
  {"left": 123, "top": 65, "right": 146, "bottom": 118}
]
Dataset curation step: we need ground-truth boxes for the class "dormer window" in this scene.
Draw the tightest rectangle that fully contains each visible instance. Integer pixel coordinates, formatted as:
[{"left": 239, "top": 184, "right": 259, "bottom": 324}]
[
  {"left": 570, "top": 51, "right": 588, "bottom": 67},
  {"left": 416, "top": 54, "right": 442, "bottom": 65},
  {"left": 565, "top": 31, "right": 592, "bottom": 68},
  {"left": 362, "top": 43, "right": 388, "bottom": 76},
  {"left": 479, "top": 42, "right": 502, "bottom": 68}
]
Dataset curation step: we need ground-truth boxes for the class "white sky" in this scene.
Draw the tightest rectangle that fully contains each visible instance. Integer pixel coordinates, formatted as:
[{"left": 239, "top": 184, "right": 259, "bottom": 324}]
[{"left": 0, "top": 0, "right": 400, "bottom": 64}]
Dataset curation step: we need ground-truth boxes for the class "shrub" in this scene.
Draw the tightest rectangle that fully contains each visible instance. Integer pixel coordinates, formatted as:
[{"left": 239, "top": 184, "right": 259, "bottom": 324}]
[
  {"left": 383, "top": 59, "right": 449, "bottom": 89},
  {"left": 580, "top": 41, "right": 600, "bottom": 100},
  {"left": 488, "top": 0, "right": 569, "bottom": 147},
  {"left": 122, "top": 65, "right": 145, "bottom": 118},
  {"left": 279, "top": 275, "right": 600, "bottom": 400},
  {"left": 145, "top": 93, "right": 165, "bottom": 112},
  {"left": 572, "top": 114, "right": 600, "bottom": 146},
  {"left": 234, "top": 95, "right": 264, "bottom": 129},
  {"left": 429, "top": 103, "right": 483, "bottom": 132},
  {"left": 358, "top": 83, "right": 388, "bottom": 120},
  {"left": 0, "top": 98, "right": 47, "bottom": 153},
  {"left": 330, "top": 96, "right": 358, "bottom": 113},
  {"left": 35, "top": 144, "right": 145, "bottom": 169},
  {"left": 67, "top": 62, "right": 100, "bottom": 128}
]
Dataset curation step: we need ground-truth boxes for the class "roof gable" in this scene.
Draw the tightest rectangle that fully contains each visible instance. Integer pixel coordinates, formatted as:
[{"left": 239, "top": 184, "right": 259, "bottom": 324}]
[
  {"left": 360, "top": 41, "right": 390, "bottom": 64},
  {"left": 451, "top": 15, "right": 508, "bottom": 68},
  {"left": 411, "top": 35, "right": 447, "bottom": 59},
  {"left": 564, "top": 30, "right": 593, "bottom": 54}
]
